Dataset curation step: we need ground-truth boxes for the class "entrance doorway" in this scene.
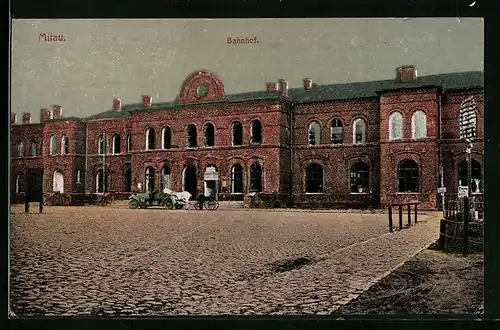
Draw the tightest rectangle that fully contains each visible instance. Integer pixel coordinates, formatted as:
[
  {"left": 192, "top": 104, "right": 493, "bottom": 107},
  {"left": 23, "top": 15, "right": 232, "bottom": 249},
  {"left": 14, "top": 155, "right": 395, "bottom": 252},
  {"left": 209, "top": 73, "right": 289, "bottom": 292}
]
[
  {"left": 124, "top": 169, "right": 132, "bottom": 192},
  {"left": 182, "top": 165, "right": 197, "bottom": 197}
]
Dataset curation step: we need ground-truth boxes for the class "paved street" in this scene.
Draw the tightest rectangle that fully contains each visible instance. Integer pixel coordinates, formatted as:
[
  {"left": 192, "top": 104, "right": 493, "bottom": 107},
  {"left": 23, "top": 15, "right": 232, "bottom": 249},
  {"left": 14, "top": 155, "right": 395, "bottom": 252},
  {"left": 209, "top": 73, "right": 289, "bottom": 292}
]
[{"left": 10, "top": 205, "right": 441, "bottom": 316}]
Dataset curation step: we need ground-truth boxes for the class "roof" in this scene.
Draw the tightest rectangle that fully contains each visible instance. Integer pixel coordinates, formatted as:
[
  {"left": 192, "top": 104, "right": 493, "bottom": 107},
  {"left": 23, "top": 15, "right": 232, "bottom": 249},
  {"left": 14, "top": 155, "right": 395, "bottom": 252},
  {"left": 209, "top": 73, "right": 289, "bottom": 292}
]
[
  {"left": 289, "top": 71, "right": 484, "bottom": 103},
  {"left": 85, "top": 71, "right": 483, "bottom": 120}
]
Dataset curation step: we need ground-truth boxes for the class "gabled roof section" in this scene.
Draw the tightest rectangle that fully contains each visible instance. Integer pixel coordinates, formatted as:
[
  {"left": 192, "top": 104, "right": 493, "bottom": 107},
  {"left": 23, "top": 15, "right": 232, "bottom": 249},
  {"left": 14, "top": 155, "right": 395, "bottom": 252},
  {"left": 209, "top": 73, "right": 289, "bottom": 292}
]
[
  {"left": 85, "top": 71, "right": 483, "bottom": 120},
  {"left": 289, "top": 71, "right": 483, "bottom": 103}
]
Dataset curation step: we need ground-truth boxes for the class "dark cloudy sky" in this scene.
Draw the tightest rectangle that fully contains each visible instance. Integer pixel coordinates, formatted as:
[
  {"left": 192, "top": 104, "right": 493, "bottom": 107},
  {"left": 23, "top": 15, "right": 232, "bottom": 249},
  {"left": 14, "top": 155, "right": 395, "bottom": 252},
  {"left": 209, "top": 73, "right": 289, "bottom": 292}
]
[{"left": 11, "top": 18, "right": 483, "bottom": 123}]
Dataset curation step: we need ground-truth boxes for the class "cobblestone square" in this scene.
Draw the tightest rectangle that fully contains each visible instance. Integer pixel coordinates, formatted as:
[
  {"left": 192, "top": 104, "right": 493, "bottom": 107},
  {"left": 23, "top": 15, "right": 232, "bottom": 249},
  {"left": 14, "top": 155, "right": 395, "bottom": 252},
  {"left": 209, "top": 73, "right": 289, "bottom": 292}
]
[{"left": 10, "top": 205, "right": 440, "bottom": 316}]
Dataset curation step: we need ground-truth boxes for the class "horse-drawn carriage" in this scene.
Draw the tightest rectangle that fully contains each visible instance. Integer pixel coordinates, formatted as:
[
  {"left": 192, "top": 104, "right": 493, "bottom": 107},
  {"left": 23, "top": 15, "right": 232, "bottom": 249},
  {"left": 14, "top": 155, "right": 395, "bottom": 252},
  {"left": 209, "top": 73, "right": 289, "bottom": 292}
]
[{"left": 128, "top": 188, "right": 219, "bottom": 210}]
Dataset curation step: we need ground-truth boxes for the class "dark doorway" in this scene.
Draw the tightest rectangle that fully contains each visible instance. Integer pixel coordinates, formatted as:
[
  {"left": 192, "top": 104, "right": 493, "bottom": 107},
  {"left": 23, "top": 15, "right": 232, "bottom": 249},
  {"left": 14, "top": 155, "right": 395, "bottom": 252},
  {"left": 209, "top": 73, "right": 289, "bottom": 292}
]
[
  {"left": 125, "top": 169, "right": 132, "bottom": 192},
  {"left": 183, "top": 165, "right": 197, "bottom": 197},
  {"left": 26, "top": 168, "right": 44, "bottom": 202}
]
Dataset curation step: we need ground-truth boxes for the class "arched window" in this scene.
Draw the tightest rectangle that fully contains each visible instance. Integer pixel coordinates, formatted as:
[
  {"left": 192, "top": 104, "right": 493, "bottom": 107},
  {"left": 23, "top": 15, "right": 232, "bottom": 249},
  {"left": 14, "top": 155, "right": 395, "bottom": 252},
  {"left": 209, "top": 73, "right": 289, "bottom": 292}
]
[
  {"left": 30, "top": 140, "right": 37, "bottom": 157},
  {"left": 126, "top": 133, "right": 132, "bottom": 153},
  {"left": 353, "top": 118, "right": 367, "bottom": 144},
  {"left": 398, "top": 159, "right": 419, "bottom": 193},
  {"left": 389, "top": 112, "right": 403, "bottom": 140},
  {"left": 250, "top": 120, "right": 262, "bottom": 144},
  {"left": 16, "top": 141, "right": 24, "bottom": 157},
  {"left": 112, "top": 134, "right": 121, "bottom": 154},
  {"left": 331, "top": 119, "right": 343, "bottom": 144},
  {"left": 350, "top": 162, "right": 369, "bottom": 193},
  {"left": 411, "top": 110, "right": 427, "bottom": 139},
  {"left": 187, "top": 124, "right": 197, "bottom": 148},
  {"left": 50, "top": 136, "right": 57, "bottom": 155},
  {"left": 146, "top": 128, "right": 156, "bottom": 150},
  {"left": 145, "top": 167, "right": 155, "bottom": 192},
  {"left": 161, "top": 166, "right": 171, "bottom": 191},
  {"left": 61, "top": 135, "right": 69, "bottom": 155},
  {"left": 98, "top": 135, "right": 106, "bottom": 155},
  {"left": 306, "top": 163, "right": 323, "bottom": 193},
  {"left": 53, "top": 170, "right": 64, "bottom": 193},
  {"left": 232, "top": 122, "right": 243, "bottom": 146},
  {"left": 161, "top": 126, "right": 171, "bottom": 149},
  {"left": 231, "top": 164, "right": 244, "bottom": 193},
  {"left": 249, "top": 163, "right": 263, "bottom": 193},
  {"left": 308, "top": 121, "right": 321, "bottom": 146},
  {"left": 95, "top": 169, "right": 105, "bottom": 193},
  {"left": 204, "top": 123, "right": 215, "bottom": 147},
  {"left": 458, "top": 160, "right": 482, "bottom": 194}
]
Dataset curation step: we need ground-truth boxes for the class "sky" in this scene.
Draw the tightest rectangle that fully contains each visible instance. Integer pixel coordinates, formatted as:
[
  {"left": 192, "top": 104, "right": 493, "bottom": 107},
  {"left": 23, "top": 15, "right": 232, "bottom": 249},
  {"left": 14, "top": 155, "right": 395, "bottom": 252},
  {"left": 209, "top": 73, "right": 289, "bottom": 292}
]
[{"left": 11, "top": 18, "right": 484, "bottom": 123}]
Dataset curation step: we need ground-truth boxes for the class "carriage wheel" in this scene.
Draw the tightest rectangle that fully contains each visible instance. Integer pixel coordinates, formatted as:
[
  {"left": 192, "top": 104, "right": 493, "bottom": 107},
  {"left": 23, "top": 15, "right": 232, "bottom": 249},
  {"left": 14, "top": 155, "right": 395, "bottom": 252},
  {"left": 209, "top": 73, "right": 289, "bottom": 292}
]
[
  {"left": 204, "top": 200, "right": 219, "bottom": 210},
  {"left": 162, "top": 198, "right": 174, "bottom": 210},
  {"left": 129, "top": 200, "right": 139, "bottom": 209},
  {"left": 194, "top": 202, "right": 202, "bottom": 210}
]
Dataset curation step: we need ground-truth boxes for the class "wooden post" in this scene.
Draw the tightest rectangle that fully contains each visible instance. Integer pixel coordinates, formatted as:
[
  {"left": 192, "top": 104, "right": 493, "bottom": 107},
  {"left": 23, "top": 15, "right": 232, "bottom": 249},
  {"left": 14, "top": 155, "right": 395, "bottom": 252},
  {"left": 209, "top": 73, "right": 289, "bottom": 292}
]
[
  {"left": 24, "top": 196, "right": 29, "bottom": 213},
  {"left": 407, "top": 203, "right": 411, "bottom": 226},
  {"left": 439, "top": 219, "right": 446, "bottom": 249},
  {"left": 463, "top": 196, "right": 470, "bottom": 256},
  {"left": 414, "top": 203, "right": 418, "bottom": 223},
  {"left": 39, "top": 191, "right": 43, "bottom": 213},
  {"left": 388, "top": 206, "right": 393, "bottom": 233},
  {"left": 399, "top": 205, "right": 403, "bottom": 230}
]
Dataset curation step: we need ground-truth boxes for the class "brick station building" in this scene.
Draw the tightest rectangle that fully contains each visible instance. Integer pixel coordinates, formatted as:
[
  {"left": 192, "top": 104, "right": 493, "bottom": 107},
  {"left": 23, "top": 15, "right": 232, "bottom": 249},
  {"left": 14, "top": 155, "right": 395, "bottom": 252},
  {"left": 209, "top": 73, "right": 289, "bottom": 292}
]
[{"left": 10, "top": 66, "right": 484, "bottom": 210}]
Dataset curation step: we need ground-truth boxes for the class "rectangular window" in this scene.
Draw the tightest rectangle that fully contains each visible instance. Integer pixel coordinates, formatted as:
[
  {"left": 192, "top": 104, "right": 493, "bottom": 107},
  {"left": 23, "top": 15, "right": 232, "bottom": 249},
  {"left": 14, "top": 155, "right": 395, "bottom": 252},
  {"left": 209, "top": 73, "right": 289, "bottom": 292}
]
[{"left": 76, "top": 170, "right": 81, "bottom": 183}]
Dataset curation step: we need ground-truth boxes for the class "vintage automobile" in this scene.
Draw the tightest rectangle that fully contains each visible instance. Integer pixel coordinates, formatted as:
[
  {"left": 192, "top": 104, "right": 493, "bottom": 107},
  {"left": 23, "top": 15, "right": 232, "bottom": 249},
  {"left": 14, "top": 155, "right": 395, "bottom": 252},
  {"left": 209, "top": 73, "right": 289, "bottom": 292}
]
[{"left": 128, "top": 190, "right": 177, "bottom": 209}]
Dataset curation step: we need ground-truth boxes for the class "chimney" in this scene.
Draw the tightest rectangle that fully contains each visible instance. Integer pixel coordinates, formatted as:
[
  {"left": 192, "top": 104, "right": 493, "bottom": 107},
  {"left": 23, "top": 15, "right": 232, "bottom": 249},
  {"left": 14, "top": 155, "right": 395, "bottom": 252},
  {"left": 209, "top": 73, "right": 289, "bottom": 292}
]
[
  {"left": 266, "top": 82, "right": 279, "bottom": 92},
  {"left": 396, "top": 65, "right": 417, "bottom": 83},
  {"left": 40, "top": 108, "right": 51, "bottom": 122},
  {"left": 142, "top": 95, "right": 152, "bottom": 108},
  {"left": 113, "top": 98, "right": 122, "bottom": 111},
  {"left": 303, "top": 78, "right": 313, "bottom": 90},
  {"left": 22, "top": 112, "right": 32, "bottom": 124},
  {"left": 52, "top": 105, "right": 63, "bottom": 119},
  {"left": 278, "top": 79, "right": 289, "bottom": 97},
  {"left": 11, "top": 113, "right": 17, "bottom": 125}
]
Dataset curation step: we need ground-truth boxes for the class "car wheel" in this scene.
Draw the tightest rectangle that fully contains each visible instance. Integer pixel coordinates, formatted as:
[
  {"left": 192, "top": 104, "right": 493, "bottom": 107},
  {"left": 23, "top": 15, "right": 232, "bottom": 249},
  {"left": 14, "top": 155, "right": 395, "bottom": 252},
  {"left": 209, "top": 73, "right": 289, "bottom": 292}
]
[{"left": 129, "top": 200, "right": 139, "bottom": 209}]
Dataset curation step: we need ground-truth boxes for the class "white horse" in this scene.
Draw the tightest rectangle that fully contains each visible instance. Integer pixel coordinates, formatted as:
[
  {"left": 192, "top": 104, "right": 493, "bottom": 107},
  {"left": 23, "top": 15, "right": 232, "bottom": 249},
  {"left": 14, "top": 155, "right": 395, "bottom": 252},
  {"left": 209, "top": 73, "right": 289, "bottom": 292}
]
[{"left": 163, "top": 188, "right": 192, "bottom": 204}]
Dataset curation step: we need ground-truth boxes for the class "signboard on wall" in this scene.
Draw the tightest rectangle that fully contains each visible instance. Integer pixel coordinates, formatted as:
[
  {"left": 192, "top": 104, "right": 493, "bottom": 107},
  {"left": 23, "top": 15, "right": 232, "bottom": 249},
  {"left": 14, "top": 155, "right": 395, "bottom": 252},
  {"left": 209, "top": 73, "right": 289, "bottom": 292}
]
[
  {"left": 458, "top": 186, "right": 469, "bottom": 199},
  {"left": 459, "top": 96, "right": 477, "bottom": 140}
]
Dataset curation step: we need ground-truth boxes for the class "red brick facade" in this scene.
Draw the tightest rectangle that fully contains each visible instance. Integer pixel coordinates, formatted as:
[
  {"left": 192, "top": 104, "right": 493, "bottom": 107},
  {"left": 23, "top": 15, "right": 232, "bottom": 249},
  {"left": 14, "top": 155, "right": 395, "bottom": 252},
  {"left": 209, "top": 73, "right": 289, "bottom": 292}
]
[{"left": 10, "top": 68, "right": 484, "bottom": 210}]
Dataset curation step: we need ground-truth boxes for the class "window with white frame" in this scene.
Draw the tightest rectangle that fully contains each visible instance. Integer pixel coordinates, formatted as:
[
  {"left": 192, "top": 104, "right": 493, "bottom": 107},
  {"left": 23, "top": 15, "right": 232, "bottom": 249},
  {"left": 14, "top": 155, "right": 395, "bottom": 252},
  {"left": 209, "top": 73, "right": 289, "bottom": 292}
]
[
  {"left": 308, "top": 121, "right": 321, "bottom": 146},
  {"left": 250, "top": 120, "right": 262, "bottom": 144},
  {"left": 411, "top": 110, "right": 427, "bottom": 139},
  {"left": 306, "top": 163, "right": 323, "bottom": 193},
  {"left": 98, "top": 135, "right": 106, "bottom": 155},
  {"left": 17, "top": 141, "right": 24, "bottom": 157},
  {"left": 161, "top": 126, "right": 171, "bottom": 149},
  {"left": 389, "top": 112, "right": 403, "bottom": 140},
  {"left": 231, "top": 164, "right": 244, "bottom": 193},
  {"left": 146, "top": 128, "right": 156, "bottom": 150},
  {"left": 161, "top": 166, "right": 171, "bottom": 191},
  {"left": 61, "top": 135, "right": 69, "bottom": 155},
  {"left": 50, "top": 136, "right": 57, "bottom": 155},
  {"left": 53, "top": 170, "right": 64, "bottom": 193},
  {"left": 30, "top": 140, "right": 37, "bottom": 156},
  {"left": 126, "top": 133, "right": 132, "bottom": 153},
  {"left": 331, "top": 119, "right": 343, "bottom": 144},
  {"left": 112, "top": 134, "right": 121, "bottom": 154},
  {"left": 353, "top": 118, "right": 367, "bottom": 144},
  {"left": 350, "top": 162, "right": 369, "bottom": 193}
]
